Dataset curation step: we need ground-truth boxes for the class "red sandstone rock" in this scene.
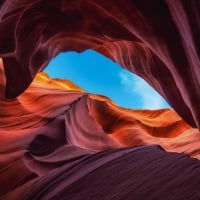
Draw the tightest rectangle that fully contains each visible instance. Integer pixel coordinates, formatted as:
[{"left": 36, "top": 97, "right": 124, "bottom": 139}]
[
  {"left": 0, "top": 1, "right": 200, "bottom": 199},
  {"left": 0, "top": 0, "right": 199, "bottom": 128},
  {"left": 0, "top": 73, "right": 200, "bottom": 199}
]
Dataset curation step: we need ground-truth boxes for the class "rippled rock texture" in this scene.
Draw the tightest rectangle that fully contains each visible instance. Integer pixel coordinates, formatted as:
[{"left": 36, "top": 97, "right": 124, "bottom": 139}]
[
  {"left": 0, "top": 0, "right": 200, "bottom": 199},
  {"left": 1, "top": 73, "right": 200, "bottom": 199},
  {"left": 0, "top": 0, "right": 199, "bottom": 128}
]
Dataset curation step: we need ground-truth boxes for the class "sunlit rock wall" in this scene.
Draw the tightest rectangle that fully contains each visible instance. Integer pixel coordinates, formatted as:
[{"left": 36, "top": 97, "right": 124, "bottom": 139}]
[
  {"left": 0, "top": 0, "right": 199, "bottom": 128},
  {"left": 0, "top": 73, "right": 200, "bottom": 199},
  {"left": 0, "top": 0, "right": 200, "bottom": 199}
]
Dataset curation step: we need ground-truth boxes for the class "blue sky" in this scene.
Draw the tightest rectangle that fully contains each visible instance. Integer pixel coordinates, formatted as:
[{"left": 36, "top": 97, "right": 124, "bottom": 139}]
[{"left": 44, "top": 50, "right": 170, "bottom": 109}]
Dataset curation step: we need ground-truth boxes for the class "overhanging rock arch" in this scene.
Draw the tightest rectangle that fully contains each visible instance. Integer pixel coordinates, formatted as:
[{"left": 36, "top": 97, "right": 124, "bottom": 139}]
[{"left": 0, "top": 0, "right": 199, "bottom": 128}]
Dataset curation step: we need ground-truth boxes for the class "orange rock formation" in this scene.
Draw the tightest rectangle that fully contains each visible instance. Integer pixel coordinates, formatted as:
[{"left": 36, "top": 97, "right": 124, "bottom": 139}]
[
  {"left": 0, "top": 0, "right": 199, "bottom": 128},
  {"left": 0, "top": 1, "right": 200, "bottom": 199}
]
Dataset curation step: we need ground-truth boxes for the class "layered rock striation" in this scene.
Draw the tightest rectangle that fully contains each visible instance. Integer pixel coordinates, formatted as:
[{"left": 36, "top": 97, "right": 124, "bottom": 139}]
[
  {"left": 0, "top": 0, "right": 199, "bottom": 128},
  {"left": 0, "top": 1, "right": 200, "bottom": 199},
  {"left": 0, "top": 73, "right": 200, "bottom": 199}
]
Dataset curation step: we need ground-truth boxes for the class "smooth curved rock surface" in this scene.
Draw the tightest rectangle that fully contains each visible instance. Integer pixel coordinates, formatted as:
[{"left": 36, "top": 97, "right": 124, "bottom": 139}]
[
  {"left": 0, "top": 0, "right": 199, "bottom": 128},
  {"left": 1, "top": 73, "right": 200, "bottom": 199},
  {"left": 0, "top": 1, "right": 200, "bottom": 199}
]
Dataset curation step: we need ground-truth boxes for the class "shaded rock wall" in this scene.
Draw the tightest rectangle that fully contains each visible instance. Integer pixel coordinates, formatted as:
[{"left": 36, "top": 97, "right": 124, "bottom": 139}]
[
  {"left": 0, "top": 1, "right": 200, "bottom": 199},
  {"left": 0, "top": 73, "right": 200, "bottom": 199},
  {"left": 0, "top": 0, "right": 199, "bottom": 128}
]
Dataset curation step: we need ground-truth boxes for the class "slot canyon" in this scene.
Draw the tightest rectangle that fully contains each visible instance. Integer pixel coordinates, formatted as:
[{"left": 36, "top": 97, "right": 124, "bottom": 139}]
[{"left": 0, "top": 0, "right": 200, "bottom": 199}]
